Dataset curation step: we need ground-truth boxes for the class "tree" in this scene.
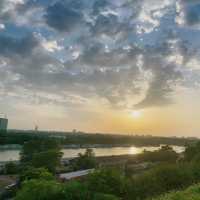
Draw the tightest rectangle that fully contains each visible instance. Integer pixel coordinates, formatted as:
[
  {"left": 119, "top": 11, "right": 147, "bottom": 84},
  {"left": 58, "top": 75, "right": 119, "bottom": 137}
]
[
  {"left": 137, "top": 145, "right": 178, "bottom": 163},
  {"left": 87, "top": 168, "right": 126, "bottom": 198},
  {"left": 62, "top": 181, "right": 90, "bottom": 200},
  {"left": 4, "top": 161, "right": 19, "bottom": 174},
  {"left": 20, "top": 167, "right": 54, "bottom": 182},
  {"left": 20, "top": 139, "right": 61, "bottom": 163},
  {"left": 129, "top": 163, "right": 193, "bottom": 200},
  {"left": 15, "top": 179, "right": 64, "bottom": 200},
  {"left": 31, "top": 150, "right": 63, "bottom": 173},
  {"left": 15, "top": 178, "right": 120, "bottom": 200},
  {"left": 184, "top": 142, "right": 200, "bottom": 161},
  {"left": 72, "top": 149, "right": 96, "bottom": 170},
  {"left": 20, "top": 139, "right": 63, "bottom": 173}
]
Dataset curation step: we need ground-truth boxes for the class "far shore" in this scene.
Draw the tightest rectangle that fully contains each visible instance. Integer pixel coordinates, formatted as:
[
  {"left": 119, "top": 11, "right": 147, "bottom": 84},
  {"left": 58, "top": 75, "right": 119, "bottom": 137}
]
[{"left": 0, "top": 143, "right": 185, "bottom": 151}]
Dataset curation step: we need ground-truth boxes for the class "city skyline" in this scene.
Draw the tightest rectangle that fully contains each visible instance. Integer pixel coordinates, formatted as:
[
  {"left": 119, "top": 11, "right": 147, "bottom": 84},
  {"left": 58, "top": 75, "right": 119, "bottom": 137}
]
[{"left": 0, "top": 0, "right": 200, "bottom": 136}]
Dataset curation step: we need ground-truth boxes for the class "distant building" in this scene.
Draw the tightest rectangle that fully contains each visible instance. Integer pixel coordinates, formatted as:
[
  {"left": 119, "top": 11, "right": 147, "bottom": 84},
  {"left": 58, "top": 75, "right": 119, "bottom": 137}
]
[
  {"left": 35, "top": 125, "right": 38, "bottom": 132},
  {"left": 0, "top": 118, "right": 8, "bottom": 131}
]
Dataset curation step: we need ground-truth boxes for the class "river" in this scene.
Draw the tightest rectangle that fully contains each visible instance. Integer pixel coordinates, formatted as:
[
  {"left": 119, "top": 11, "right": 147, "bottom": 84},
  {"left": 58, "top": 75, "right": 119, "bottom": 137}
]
[{"left": 0, "top": 145, "right": 185, "bottom": 162}]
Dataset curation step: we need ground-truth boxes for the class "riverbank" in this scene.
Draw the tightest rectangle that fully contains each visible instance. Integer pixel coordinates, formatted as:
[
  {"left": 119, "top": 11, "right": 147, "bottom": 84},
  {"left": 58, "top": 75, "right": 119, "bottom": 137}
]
[
  {"left": 0, "top": 145, "right": 22, "bottom": 150},
  {"left": 0, "top": 143, "right": 186, "bottom": 150},
  {"left": 0, "top": 145, "right": 185, "bottom": 162}
]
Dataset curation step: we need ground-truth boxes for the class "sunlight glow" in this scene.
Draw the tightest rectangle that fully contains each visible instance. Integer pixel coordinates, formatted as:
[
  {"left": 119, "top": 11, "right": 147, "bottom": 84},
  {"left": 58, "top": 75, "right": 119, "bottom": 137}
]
[{"left": 131, "top": 110, "right": 142, "bottom": 118}]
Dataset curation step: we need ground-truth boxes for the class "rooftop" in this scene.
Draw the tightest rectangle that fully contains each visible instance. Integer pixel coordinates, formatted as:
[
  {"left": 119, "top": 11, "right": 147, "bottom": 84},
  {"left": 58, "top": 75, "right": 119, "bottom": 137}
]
[{"left": 59, "top": 169, "right": 94, "bottom": 180}]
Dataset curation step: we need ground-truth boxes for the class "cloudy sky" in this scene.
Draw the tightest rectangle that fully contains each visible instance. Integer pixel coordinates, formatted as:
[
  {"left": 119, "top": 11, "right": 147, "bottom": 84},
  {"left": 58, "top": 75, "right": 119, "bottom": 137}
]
[{"left": 0, "top": 0, "right": 200, "bottom": 136}]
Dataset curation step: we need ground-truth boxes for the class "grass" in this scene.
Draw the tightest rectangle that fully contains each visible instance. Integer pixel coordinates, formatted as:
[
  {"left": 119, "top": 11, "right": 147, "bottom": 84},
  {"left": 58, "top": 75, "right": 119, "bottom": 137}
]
[{"left": 152, "top": 184, "right": 200, "bottom": 200}]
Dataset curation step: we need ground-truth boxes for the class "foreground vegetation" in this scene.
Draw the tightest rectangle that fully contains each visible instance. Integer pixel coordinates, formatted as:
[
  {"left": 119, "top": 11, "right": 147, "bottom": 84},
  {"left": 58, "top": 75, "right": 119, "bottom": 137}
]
[
  {"left": 153, "top": 184, "right": 200, "bottom": 200},
  {"left": 1, "top": 134, "right": 200, "bottom": 200}
]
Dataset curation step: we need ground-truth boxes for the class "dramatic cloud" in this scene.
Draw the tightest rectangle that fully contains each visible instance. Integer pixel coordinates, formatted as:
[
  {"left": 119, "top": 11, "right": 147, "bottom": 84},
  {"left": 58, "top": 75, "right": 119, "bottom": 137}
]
[
  {"left": 0, "top": 34, "right": 38, "bottom": 57},
  {"left": 45, "top": 1, "right": 84, "bottom": 32},
  {"left": 0, "top": 0, "right": 200, "bottom": 115}
]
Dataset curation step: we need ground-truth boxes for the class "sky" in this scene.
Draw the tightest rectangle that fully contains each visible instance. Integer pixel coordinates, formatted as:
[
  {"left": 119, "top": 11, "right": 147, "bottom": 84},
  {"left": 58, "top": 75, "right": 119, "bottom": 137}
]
[{"left": 0, "top": 0, "right": 200, "bottom": 136}]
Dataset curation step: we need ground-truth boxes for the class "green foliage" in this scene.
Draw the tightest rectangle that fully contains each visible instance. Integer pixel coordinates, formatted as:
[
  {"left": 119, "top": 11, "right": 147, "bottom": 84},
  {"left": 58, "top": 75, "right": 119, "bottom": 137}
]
[
  {"left": 20, "top": 139, "right": 61, "bottom": 162},
  {"left": 1, "top": 130, "right": 196, "bottom": 147},
  {"left": 15, "top": 178, "right": 120, "bottom": 200},
  {"left": 152, "top": 184, "right": 200, "bottom": 200},
  {"left": 87, "top": 168, "right": 126, "bottom": 198},
  {"left": 72, "top": 148, "right": 96, "bottom": 170},
  {"left": 138, "top": 145, "right": 178, "bottom": 163},
  {"left": 184, "top": 142, "right": 200, "bottom": 162},
  {"left": 31, "top": 150, "right": 63, "bottom": 173},
  {"left": 20, "top": 139, "right": 63, "bottom": 173},
  {"left": 14, "top": 161, "right": 200, "bottom": 200},
  {"left": 62, "top": 181, "right": 90, "bottom": 200},
  {"left": 129, "top": 163, "right": 194, "bottom": 200},
  {"left": 13, "top": 139, "right": 200, "bottom": 200},
  {"left": 4, "top": 161, "right": 19, "bottom": 174},
  {"left": 93, "top": 193, "right": 120, "bottom": 200},
  {"left": 15, "top": 179, "right": 64, "bottom": 200},
  {"left": 20, "top": 167, "right": 54, "bottom": 182}
]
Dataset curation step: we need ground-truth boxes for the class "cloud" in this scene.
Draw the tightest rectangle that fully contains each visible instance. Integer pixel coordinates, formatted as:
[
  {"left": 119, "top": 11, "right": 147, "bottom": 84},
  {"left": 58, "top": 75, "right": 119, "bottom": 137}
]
[
  {"left": 185, "top": 3, "right": 200, "bottom": 26},
  {"left": 135, "top": 62, "right": 182, "bottom": 109},
  {"left": 176, "top": 1, "right": 200, "bottom": 27},
  {"left": 0, "top": 34, "right": 38, "bottom": 57},
  {"left": 41, "top": 40, "right": 63, "bottom": 52},
  {"left": 45, "top": 1, "right": 84, "bottom": 32},
  {"left": 0, "top": 0, "right": 199, "bottom": 113},
  {"left": 0, "top": 23, "right": 5, "bottom": 30}
]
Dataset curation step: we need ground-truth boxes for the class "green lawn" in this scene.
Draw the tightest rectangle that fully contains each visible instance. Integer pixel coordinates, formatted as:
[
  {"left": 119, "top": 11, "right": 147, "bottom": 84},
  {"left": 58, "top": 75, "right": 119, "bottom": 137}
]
[{"left": 153, "top": 184, "right": 200, "bottom": 200}]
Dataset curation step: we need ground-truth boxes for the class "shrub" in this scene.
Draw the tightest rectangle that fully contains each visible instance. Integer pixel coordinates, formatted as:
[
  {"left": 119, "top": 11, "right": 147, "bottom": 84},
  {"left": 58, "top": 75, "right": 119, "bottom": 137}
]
[
  {"left": 87, "top": 168, "right": 126, "bottom": 197},
  {"left": 72, "top": 148, "right": 96, "bottom": 170},
  {"left": 4, "top": 162, "right": 19, "bottom": 174},
  {"left": 129, "top": 163, "right": 193, "bottom": 200},
  {"left": 152, "top": 184, "right": 200, "bottom": 200},
  {"left": 20, "top": 167, "right": 54, "bottom": 182},
  {"left": 15, "top": 180, "right": 64, "bottom": 200}
]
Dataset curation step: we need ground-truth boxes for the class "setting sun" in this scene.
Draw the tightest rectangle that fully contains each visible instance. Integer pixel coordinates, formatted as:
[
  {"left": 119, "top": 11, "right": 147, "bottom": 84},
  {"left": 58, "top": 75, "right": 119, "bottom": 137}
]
[{"left": 131, "top": 111, "right": 142, "bottom": 118}]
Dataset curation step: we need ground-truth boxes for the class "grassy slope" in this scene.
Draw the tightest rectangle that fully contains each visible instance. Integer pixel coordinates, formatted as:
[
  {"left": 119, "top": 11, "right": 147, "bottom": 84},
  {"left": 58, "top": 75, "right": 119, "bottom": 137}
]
[{"left": 152, "top": 184, "right": 200, "bottom": 200}]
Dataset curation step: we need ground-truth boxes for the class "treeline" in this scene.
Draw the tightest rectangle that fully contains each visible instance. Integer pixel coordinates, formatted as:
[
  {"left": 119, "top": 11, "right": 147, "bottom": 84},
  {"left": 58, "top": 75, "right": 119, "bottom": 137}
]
[
  {"left": 0, "top": 130, "right": 198, "bottom": 146},
  {"left": 0, "top": 131, "right": 62, "bottom": 145},
  {"left": 63, "top": 134, "right": 197, "bottom": 146}
]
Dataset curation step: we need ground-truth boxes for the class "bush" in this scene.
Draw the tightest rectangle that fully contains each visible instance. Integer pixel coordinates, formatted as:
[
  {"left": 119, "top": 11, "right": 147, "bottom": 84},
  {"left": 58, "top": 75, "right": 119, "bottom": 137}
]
[
  {"left": 31, "top": 150, "right": 63, "bottom": 173},
  {"left": 72, "top": 148, "right": 96, "bottom": 170},
  {"left": 184, "top": 142, "right": 200, "bottom": 162},
  {"left": 87, "top": 168, "right": 126, "bottom": 198},
  {"left": 4, "top": 162, "right": 19, "bottom": 174},
  {"left": 129, "top": 163, "right": 193, "bottom": 200},
  {"left": 62, "top": 181, "right": 91, "bottom": 200},
  {"left": 152, "top": 183, "right": 200, "bottom": 200},
  {"left": 138, "top": 145, "right": 178, "bottom": 163},
  {"left": 15, "top": 179, "right": 64, "bottom": 200},
  {"left": 15, "top": 178, "right": 120, "bottom": 200},
  {"left": 93, "top": 193, "right": 120, "bottom": 200},
  {"left": 20, "top": 167, "right": 54, "bottom": 182}
]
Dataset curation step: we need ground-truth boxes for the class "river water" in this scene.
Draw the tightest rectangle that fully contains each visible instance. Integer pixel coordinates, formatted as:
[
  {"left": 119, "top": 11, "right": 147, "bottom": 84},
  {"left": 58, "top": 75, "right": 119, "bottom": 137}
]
[{"left": 0, "top": 145, "right": 185, "bottom": 162}]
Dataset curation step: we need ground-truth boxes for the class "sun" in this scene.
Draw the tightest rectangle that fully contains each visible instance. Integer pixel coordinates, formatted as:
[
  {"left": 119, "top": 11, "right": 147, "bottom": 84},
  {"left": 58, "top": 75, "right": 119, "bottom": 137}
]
[{"left": 131, "top": 110, "right": 141, "bottom": 118}]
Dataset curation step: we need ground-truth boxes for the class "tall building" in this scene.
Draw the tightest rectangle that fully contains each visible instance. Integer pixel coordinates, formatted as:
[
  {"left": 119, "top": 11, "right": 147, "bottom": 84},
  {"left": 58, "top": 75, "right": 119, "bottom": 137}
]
[{"left": 0, "top": 118, "right": 8, "bottom": 131}]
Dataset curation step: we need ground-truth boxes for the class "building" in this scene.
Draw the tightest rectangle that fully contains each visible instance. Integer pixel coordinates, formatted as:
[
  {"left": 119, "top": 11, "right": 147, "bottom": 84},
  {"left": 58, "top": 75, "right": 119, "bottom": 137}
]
[
  {"left": 0, "top": 118, "right": 8, "bottom": 131},
  {"left": 59, "top": 169, "right": 94, "bottom": 181}
]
